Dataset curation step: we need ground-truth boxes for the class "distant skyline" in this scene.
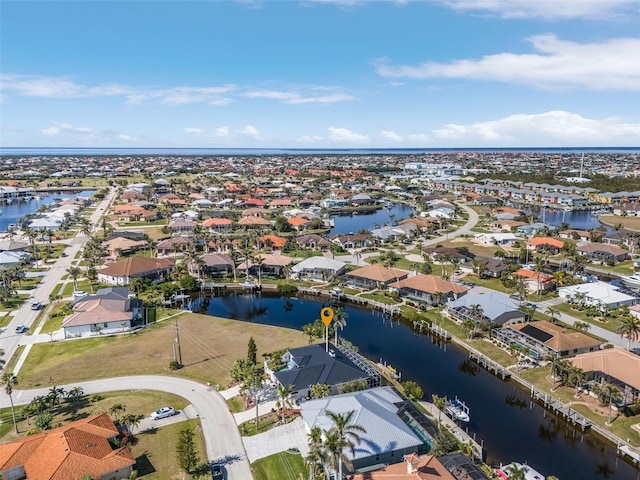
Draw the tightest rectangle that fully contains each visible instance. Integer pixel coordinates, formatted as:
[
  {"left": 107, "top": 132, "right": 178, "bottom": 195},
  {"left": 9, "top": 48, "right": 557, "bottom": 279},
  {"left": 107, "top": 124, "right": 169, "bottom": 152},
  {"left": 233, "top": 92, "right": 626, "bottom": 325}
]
[{"left": 1, "top": 0, "right": 639, "bottom": 149}]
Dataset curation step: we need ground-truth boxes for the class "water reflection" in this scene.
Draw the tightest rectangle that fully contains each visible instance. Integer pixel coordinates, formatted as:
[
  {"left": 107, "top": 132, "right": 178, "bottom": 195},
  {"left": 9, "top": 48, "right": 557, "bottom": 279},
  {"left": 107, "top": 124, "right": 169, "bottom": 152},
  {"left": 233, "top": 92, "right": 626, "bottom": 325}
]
[{"left": 195, "top": 292, "right": 639, "bottom": 479}]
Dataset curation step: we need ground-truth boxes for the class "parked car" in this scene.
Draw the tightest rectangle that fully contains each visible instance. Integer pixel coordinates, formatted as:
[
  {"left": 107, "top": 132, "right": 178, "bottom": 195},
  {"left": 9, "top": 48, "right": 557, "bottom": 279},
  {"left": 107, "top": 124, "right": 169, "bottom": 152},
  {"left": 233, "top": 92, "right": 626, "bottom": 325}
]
[
  {"left": 61, "top": 252, "right": 68, "bottom": 257},
  {"left": 211, "top": 463, "right": 224, "bottom": 480},
  {"left": 150, "top": 406, "right": 175, "bottom": 420},
  {"left": 509, "top": 293, "right": 524, "bottom": 301},
  {"left": 15, "top": 325, "right": 28, "bottom": 334},
  {"left": 31, "top": 302, "right": 43, "bottom": 310},
  {"left": 72, "top": 290, "right": 88, "bottom": 298}
]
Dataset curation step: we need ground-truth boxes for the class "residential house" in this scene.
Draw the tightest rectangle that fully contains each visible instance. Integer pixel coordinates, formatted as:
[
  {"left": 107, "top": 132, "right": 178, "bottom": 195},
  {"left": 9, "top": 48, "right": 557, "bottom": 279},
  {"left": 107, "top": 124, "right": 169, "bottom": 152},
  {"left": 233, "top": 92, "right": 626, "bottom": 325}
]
[
  {"left": 331, "top": 233, "right": 374, "bottom": 249},
  {"left": 268, "top": 343, "right": 381, "bottom": 402},
  {"left": 388, "top": 274, "right": 468, "bottom": 306},
  {"left": 201, "top": 252, "right": 235, "bottom": 276},
  {"left": 577, "top": 243, "right": 630, "bottom": 264},
  {"left": 202, "top": 217, "right": 233, "bottom": 231},
  {"left": 492, "top": 320, "right": 601, "bottom": 360},
  {"left": 237, "top": 215, "right": 272, "bottom": 230},
  {"left": 237, "top": 253, "right": 294, "bottom": 278},
  {"left": 103, "top": 237, "right": 149, "bottom": 257},
  {"left": 0, "top": 413, "right": 135, "bottom": 480},
  {"left": 167, "top": 219, "right": 197, "bottom": 233},
  {"left": 490, "top": 219, "right": 527, "bottom": 232},
  {"left": 474, "top": 233, "right": 517, "bottom": 247},
  {"left": 301, "top": 387, "right": 430, "bottom": 474},
  {"left": 569, "top": 348, "right": 640, "bottom": 404},
  {"left": 258, "top": 234, "right": 287, "bottom": 251},
  {"left": 371, "top": 224, "right": 417, "bottom": 242},
  {"left": 342, "top": 264, "right": 409, "bottom": 290},
  {"left": 559, "top": 229, "right": 591, "bottom": 242},
  {"left": 459, "top": 257, "right": 508, "bottom": 279},
  {"left": 514, "top": 268, "right": 555, "bottom": 293},
  {"left": 558, "top": 282, "right": 636, "bottom": 309},
  {"left": 528, "top": 237, "right": 564, "bottom": 254},
  {"left": 446, "top": 291, "right": 525, "bottom": 327},
  {"left": 296, "top": 233, "right": 332, "bottom": 251},
  {"left": 348, "top": 454, "right": 457, "bottom": 480},
  {"left": 98, "top": 257, "right": 175, "bottom": 286},
  {"left": 63, "top": 287, "right": 144, "bottom": 338},
  {"left": 291, "top": 256, "right": 347, "bottom": 281},
  {"left": 156, "top": 236, "right": 191, "bottom": 256}
]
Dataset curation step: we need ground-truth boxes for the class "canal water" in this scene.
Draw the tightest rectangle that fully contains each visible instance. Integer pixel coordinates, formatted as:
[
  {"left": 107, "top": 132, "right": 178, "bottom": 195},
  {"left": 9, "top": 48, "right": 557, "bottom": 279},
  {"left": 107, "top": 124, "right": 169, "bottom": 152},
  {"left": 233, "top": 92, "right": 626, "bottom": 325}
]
[
  {"left": 192, "top": 292, "right": 639, "bottom": 480},
  {"left": 330, "top": 203, "right": 414, "bottom": 235},
  {"left": 0, "top": 191, "right": 95, "bottom": 232},
  {"left": 535, "top": 207, "right": 609, "bottom": 232}
]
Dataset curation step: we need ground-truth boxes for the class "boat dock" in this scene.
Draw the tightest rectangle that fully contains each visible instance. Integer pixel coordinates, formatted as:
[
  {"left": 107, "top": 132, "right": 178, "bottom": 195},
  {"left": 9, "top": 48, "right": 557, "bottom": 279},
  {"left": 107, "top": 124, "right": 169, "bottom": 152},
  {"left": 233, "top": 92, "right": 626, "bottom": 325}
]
[
  {"left": 298, "top": 287, "right": 402, "bottom": 316},
  {"left": 468, "top": 349, "right": 511, "bottom": 380},
  {"left": 530, "top": 386, "right": 592, "bottom": 431},
  {"left": 411, "top": 320, "right": 452, "bottom": 340}
]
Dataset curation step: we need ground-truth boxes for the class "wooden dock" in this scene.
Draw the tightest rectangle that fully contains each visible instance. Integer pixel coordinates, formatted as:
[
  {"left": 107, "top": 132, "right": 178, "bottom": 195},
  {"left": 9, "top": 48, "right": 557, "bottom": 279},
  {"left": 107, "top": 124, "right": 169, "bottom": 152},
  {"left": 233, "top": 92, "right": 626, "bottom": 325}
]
[
  {"left": 530, "top": 386, "right": 592, "bottom": 431},
  {"left": 468, "top": 350, "right": 511, "bottom": 380},
  {"left": 411, "top": 320, "right": 452, "bottom": 340},
  {"left": 297, "top": 287, "right": 402, "bottom": 316}
]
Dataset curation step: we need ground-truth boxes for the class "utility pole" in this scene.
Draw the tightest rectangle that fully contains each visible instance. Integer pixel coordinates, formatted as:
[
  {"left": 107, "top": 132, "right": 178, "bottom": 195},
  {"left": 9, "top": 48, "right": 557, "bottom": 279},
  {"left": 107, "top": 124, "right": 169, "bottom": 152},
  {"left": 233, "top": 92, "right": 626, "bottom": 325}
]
[{"left": 175, "top": 319, "right": 183, "bottom": 367}]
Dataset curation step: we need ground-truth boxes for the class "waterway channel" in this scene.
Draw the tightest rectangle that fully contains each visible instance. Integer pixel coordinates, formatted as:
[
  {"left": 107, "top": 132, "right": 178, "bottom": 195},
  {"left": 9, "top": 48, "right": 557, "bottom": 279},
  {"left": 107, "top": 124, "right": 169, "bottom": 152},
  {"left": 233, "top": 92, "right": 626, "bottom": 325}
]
[
  {"left": 192, "top": 292, "right": 640, "bottom": 480},
  {"left": 329, "top": 203, "right": 414, "bottom": 235}
]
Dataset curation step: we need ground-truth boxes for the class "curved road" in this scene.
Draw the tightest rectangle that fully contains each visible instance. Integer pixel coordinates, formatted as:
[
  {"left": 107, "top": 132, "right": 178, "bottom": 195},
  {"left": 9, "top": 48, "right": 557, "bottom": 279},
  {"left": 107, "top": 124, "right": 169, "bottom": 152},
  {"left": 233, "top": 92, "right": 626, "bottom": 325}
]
[{"left": 13, "top": 375, "right": 253, "bottom": 479}]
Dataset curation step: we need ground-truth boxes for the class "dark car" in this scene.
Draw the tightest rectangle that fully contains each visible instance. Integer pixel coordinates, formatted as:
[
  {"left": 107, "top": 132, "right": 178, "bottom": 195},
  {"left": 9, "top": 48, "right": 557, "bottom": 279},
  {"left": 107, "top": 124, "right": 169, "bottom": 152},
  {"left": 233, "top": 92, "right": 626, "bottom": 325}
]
[{"left": 211, "top": 463, "right": 224, "bottom": 480}]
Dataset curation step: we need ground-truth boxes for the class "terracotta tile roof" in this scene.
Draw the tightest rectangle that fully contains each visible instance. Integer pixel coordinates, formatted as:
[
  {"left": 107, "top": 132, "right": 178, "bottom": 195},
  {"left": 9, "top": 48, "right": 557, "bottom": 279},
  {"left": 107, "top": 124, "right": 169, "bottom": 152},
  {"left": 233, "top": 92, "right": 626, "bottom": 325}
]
[
  {"left": 349, "top": 454, "right": 455, "bottom": 479},
  {"left": 288, "top": 217, "right": 311, "bottom": 226},
  {"left": 389, "top": 274, "right": 469, "bottom": 295},
  {"left": 346, "top": 264, "right": 408, "bottom": 282},
  {"left": 259, "top": 235, "right": 287, "bottom": 248},
  {"left": 0, "top": 413, "right": 134, "bottom": 480},
  {"left": 203, "top": 217, "right": 232, "bottom": 227},
  {"left": 529, "top": 237, "right": 564, "bottom": 248},
  {"left": 62, "top": 298, "right": 132, "bottom": 328},
  {"left": 238, "top": 215, "right": 271, "bottom": 225},
  {"left": 515, "top": 268, "right": 554, "bottom": 284},
  {"left": 99, "top": 257, "right": 175, "bottom": 278},
  {"left": 569, "top": 348, "right": 640, "bottom": 391}
]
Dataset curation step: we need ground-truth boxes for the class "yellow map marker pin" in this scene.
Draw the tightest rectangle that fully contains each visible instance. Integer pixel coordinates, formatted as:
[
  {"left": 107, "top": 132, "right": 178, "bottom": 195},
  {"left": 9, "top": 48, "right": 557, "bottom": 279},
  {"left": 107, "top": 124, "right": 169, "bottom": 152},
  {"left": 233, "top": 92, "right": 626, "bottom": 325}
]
[{"left": 320, "top": 307, "right": 334, "bottom": 327}]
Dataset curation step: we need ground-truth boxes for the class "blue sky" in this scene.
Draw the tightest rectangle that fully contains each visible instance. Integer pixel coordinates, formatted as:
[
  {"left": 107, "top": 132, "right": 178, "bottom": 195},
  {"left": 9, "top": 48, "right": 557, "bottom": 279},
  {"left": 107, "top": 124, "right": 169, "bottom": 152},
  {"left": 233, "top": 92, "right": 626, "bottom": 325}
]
[{"left": 1, "top": 0, "right": 639, "bottom": 148}]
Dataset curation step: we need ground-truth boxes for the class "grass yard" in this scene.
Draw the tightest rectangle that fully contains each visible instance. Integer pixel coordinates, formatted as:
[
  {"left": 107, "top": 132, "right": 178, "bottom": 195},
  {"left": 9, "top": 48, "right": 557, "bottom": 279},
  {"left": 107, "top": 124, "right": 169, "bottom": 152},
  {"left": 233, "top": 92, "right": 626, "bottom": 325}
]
[
  {"left": 130, "top": 418, "right": 209, "bottom": 480},
  {"left": 251, "top": 451, "right": 307, "bottom": 480},
  {"left": 16, "top": 313, "right": 308, "bottom": 389},
  {"left": 0, "top": 390, "right": 188, "bottom": 442}
]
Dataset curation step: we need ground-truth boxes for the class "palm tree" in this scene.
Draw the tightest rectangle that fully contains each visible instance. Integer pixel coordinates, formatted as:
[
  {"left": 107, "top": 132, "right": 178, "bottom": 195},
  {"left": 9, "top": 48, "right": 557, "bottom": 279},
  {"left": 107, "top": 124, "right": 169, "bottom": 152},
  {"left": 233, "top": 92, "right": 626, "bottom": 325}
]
[
  {"left": 109, "top": 403, "right": 127, "bottom": 422},
  {"left": 1, "top": 372, "right": 19, "bottom": 433},
  {"left": 545, "top": 306, "right": 560, "bottom": 324},
  {"left": 333, "top": 307, "right": 348, "bottom": 345},
  {"left": 310, "top": 383, "right": 331, "bottom": 399},
  {"left": 325, "top": 409, "right": 367, "bottom": 479},
  {"left": 305, "top": 425, "right": 328, "bottom": 480},
  {"left": 506, "top": 462, "right": 528, "bottom": 480},
  {"left": 431, "top": 394, "right": 446, "bottom": 425},
  {"left": 567, "top": 366, "right": 585, "bottom": 397},
  {"left": 66, "top": 386, "right": 84, "bottom": 404},
  {"left": 615, "top": 316, "right": 640, "bottom": 350},
  {"left": 276, "top": 384, "right": 293, "bottom": 424},
  {"left": 67, "top": 266, "right": 82, "bottom": 291},
  {"left": 601, "top": 383, "right": 622, "bottom": 425}
]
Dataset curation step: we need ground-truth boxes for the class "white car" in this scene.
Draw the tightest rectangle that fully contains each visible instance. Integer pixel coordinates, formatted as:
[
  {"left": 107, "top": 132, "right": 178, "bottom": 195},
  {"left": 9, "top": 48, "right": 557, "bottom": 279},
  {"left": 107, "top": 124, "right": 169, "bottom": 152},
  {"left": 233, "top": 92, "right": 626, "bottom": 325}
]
[
  {"left": 72, "top": 290, "right": 88, "bottom": 298},
  {"left": 150, "top": 406, "right": 175, "bottom": 420}
]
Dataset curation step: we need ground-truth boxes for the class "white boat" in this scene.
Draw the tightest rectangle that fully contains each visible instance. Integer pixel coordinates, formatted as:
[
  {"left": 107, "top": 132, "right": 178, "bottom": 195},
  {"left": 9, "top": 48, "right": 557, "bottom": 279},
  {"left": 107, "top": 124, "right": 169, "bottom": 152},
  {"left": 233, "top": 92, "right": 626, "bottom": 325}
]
[
  {"left": 495, "top": 462, "right": 545, "bottom": 480},
  {"left": 445, "top": 398, "right": 470, "bottom": 422},
  {"left": 620, "top": 273, "right": 640, "bottom": 289}
]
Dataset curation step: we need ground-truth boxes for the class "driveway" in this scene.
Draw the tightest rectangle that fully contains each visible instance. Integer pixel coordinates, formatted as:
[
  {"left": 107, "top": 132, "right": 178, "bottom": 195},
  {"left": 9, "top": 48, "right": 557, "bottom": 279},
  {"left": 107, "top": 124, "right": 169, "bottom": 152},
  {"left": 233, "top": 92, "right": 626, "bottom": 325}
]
[
  {"left": 13, "top": 375, "right": 252, "bottom": 479},
  {"left": 242, "top": 416, "right": 309, "bottom": 463}
]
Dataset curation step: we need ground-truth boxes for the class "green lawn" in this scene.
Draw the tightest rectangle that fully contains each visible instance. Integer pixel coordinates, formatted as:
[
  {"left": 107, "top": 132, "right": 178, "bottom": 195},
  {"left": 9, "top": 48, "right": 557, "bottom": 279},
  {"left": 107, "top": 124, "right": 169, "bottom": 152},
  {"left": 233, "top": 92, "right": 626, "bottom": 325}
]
[
  {"left": 251, "top": 451, "right": 307, "bottom": 480},
  {"left": 554, "top": 303, "right": 622, "bottom": 335}
]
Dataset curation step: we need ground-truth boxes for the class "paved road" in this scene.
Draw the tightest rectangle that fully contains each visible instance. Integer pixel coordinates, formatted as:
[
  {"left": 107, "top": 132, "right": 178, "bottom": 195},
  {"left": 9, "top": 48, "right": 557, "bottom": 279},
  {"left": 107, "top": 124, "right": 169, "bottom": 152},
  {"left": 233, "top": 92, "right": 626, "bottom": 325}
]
[
  {"left": 0, "top": 188, "right": 117, "bottom": 373},
  {"left": 13, "top": 375, "right": 253, "bottom": 479}
]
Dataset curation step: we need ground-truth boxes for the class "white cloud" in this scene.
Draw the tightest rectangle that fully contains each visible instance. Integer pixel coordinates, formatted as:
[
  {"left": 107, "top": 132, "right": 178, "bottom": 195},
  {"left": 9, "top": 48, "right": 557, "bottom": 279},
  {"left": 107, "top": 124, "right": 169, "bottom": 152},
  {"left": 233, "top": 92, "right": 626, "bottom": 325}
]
[
  {"left": 434, "top": 0, "right": 639, "bottom": 20},
  {"left": 297, "top": 134, "right": 324, "bottom": 143},
  {"left": 240, "top": 125, "right": 262, "bottom": 140},
  {"left": 40, "top": 122, "right": 140, "bottom": 145},
  {"left": 375, "top": 35, "right": 640, "bottom": 91},
  {"left": 380, "top": 130, "right": 403, "bottom": 141},
  {"left": 243, "top": 89, "right": 355, "bottom": 104},
  {"left": 431, "top": 110, "right": 640, "bottom": 146},
  {"left": 0, "top": 74, "right": 131, "bottom": 98},
  {"left": 328, "top": 127, "right": 370, "bottom": 143}
]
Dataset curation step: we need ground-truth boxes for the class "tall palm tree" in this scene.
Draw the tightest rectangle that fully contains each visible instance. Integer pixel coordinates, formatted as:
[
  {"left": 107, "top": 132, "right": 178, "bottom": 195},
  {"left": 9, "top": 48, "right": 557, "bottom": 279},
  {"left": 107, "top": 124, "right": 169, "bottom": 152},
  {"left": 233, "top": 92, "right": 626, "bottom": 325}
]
[
  {"left": 431, "top": 394, "right": 446, "bottom": 425},
  {"left": 276, "top": 384, "right": 293, "bottom": 425},
  {"left": 67, "top": 266, "right": 82, "bottom": 291},
  {"left": 545, "top": 306, "right": 560, "bottom": 324},
  {"left": 305, "top": 426, "right": 328, "bottom": 480},
  {"left": 333, "top": 307, "right": 348, "bottom": 345},
  {"left": 506, "top": 462, "right": 528, "bottom": 480},
  {"left": 1, "top": 372, "right": 19, "bottom": 433},
  {"left": 615, "top": 316, "right": 640, "bottom": 350},
  {"left": 602, "top": 383, "right": 622, "bottom": 425},
  {"left": 567, "top": 366, "right": 585, "bottom": 398},
  {"left": 325, "top": 409, "right": 367, "bottom": 479}
]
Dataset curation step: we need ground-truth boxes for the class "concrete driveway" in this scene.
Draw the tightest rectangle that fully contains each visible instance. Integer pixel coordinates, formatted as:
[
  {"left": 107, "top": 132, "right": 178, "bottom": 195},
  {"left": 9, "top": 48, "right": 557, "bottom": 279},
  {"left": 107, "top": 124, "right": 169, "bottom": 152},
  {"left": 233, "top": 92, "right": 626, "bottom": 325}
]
[{"left": 242, "top": 416, "right": 309, "bottom": 463}]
